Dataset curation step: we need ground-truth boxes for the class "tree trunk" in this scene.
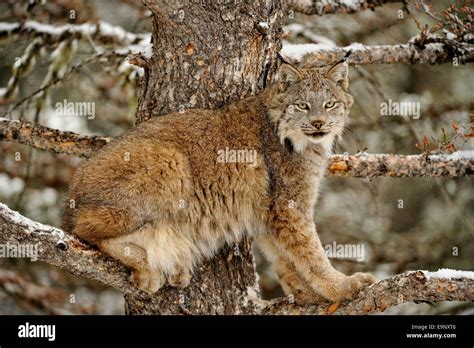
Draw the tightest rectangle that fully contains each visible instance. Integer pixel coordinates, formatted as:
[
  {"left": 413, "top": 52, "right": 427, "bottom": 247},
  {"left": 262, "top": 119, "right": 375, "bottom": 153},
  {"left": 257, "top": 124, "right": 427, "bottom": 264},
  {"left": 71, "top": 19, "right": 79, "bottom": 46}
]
[{"left": 125, "top": 0, "right": 285, "bottom": 314}]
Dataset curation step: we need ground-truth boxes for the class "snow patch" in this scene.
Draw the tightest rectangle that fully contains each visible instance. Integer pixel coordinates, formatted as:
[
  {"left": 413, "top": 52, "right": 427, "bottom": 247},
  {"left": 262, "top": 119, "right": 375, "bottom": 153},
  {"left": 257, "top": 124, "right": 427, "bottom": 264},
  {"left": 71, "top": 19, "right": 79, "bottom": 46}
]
[
  {"left": 24, "top": 20, "right": 65, "bottom": 36},
  {"left": 118, "top": 59, "right": 144, "bottom": 78},
  {"left": 429, "top": 150, "right": 474, "bottom": 161},
  {"left": 424, "top": 268, "right": 474, "bottom": 280},
  {"left": 0, "top": 22, "right": 19, "bottom": 32},
  {"left": 258, "top": 22, "right": 269, "bottom": 30},
  {"left": 445, "top": 31, "right": 456, "bottom": 40},
  {"left": 0, "top": 203, "right": 65, "bottom": 241},
  {"left": 1, "top": 20, "right": 149, "bottom": 47},
  {"left": 424, "top": 43, "right": 445, "bottom": 51},
  {"left": 140, "top": 34, "right": 153, "bottom": 59},
  {"left": 340, "top": 0, "right": 360, "bottom": 9},
  {"left": 337, "top": 151, "right": 474, "bottom": 162},
  {"left": 1, "top": 20, "right": 153, "bottom": 64},
  {"left": 284, "top": 23, "right": 304, "bottom": 33},
  {"left": 22, "top": 20, "right": 140, "bottom": 44},
  {"left": 97, "top": 20, "right": 137, "bottom": 44},
  {"left": 115, "top": 33, "right": 152, "bottom": 67},
  {"left": 281, "top": 41, "right": 364, "bottom": 61},
  {"left": 281, "top": 42, "right": 334, "bottom": 61},
  {"left": 347, "top": 42, "right": 366, "bottom": 51}
]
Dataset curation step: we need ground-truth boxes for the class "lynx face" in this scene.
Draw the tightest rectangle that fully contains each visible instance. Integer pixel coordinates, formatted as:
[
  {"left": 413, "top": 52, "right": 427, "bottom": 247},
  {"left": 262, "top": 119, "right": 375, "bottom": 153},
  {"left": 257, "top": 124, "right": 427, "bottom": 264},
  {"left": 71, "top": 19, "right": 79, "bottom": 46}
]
[{"left": 268, "top": 61, "right": 354, "bottom": 153}]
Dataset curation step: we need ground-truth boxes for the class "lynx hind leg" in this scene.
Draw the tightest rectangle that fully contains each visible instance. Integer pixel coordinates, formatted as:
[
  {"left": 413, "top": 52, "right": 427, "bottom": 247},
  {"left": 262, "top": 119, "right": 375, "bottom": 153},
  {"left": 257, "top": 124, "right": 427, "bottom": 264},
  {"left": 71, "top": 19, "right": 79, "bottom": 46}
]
[
  {"left": 98, "top": 226, "right": 165, "bottom": 294},
  {"left": 145, "top": 224, "right": 196, "bottom": 289}
]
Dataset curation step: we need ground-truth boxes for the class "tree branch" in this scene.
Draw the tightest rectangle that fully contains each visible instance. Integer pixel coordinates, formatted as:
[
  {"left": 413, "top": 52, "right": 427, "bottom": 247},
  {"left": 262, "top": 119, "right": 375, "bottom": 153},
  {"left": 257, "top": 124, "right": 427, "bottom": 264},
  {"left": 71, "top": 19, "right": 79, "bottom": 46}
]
[
  {"left": 0, "top": 20, "right": 149, "bottom": 47},
  {"left": 1, "top": 118, "right": 472, "bottom": 177},
  {"left": 261, "top": 270, "right": 474, "bottom": 315},
  {"left": 282, "top": 40, "right": 474, "bottom": 66},
  {"left": 327, "top": 152, "right": 474, "bottom": 178},
  {"left": 286, "top": 0, "right": 404, "bottom": 16},
  {"left": 0, "top": 118, "right": 110, "bottom": 157},
  {"left": 0, "top": 203, "right": 132, "bottom": 294},
  {"left": 1, "top": 203, "right": 472, "bottom": 315}
]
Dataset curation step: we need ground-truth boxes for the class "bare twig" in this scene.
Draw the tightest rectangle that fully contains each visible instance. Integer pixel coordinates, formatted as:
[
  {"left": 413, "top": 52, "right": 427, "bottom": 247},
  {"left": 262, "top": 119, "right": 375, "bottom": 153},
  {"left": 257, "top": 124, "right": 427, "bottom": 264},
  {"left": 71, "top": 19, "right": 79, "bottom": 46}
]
[{"left": 1, "top": 51, "right": 113, "bottom": 117}]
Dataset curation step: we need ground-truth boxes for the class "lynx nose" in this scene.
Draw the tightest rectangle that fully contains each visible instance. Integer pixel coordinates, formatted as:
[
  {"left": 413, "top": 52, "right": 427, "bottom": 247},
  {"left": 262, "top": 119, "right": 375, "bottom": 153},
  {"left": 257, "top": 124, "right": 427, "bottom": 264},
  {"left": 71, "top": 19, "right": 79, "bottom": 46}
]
[{"left": 311, "top": 120, "right": 325, "bottom": 130}]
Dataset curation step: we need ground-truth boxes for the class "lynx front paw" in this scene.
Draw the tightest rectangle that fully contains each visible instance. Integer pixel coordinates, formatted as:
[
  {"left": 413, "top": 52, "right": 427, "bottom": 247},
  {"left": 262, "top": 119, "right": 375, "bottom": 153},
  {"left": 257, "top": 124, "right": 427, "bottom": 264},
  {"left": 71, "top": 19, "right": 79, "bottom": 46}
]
[
  {"left": 350, "top": 272, "right": 376, "bottom": 288},
  {"left": 331, "top": 272, "right": 375, "bottom": 302},
  {"left": 131, "top": 269, "right": 165, "bottom": 294}
]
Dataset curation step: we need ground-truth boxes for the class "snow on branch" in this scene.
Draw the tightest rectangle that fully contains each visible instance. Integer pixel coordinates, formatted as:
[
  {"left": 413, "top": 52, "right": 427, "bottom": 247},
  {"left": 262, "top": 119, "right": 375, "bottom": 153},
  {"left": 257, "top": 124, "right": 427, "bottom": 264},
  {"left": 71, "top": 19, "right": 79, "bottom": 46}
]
[
  {"left": 0, "top": 203, "right": 473, "bottom": 315},
  {"left": 327, "top": 152, "right": 474, "bottom": 178},
  {"left": 0, "top": 20, "right": 151, "bottom": 53},
  {"left": 262, "top": 270, "right": 474, "bottom": 315},
  {"left": 0, "top": 117, "right": 110, "bottom": 157},
  {"left": 286, "top": 0, "right": 403, "bottom": 16},
  {"left": 0, "top": 203, "right": 132, "bottom": 294},
  {"left": 281, "top": 40, "right": 474, "bottom": 66},
  {"left": 0, "top": 119, "right": 472, "bottom": 178},
  {"left": 0, "top": 21, "right": 151, "bottom": 106}
]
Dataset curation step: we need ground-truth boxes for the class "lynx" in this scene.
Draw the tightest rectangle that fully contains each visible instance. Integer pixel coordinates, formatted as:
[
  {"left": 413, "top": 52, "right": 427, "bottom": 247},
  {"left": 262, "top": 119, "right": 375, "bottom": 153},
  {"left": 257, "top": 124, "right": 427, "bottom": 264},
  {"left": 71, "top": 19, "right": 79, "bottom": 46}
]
[{"left": 62, "top": 60, "right": 375, "bottom": 303}]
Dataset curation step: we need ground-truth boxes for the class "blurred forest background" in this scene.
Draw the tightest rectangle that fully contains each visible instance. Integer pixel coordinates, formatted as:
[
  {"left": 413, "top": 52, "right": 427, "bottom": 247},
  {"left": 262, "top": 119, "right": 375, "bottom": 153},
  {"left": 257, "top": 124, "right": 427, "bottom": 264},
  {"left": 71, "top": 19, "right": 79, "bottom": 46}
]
[{"left": 0, "top": 0, "right": 472, "bottom": 314}]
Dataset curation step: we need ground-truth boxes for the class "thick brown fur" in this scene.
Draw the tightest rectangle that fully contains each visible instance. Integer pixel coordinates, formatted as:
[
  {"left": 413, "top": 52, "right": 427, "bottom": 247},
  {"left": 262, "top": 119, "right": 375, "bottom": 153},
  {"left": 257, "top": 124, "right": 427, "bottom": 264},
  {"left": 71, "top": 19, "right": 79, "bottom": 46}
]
[{"left": 62, "top": 62, "right": 375, "bottom": 302}]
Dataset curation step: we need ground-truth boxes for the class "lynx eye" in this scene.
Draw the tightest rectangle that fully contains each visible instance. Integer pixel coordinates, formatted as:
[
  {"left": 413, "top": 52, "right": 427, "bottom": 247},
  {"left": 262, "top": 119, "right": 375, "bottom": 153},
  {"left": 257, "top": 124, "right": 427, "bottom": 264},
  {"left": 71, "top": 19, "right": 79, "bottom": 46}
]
[
  {"left": 295, "top": 102, "right": 310, "bottom": 111},
  {"left": 324, "top": 101, "right": 337, "bottom": 109}
]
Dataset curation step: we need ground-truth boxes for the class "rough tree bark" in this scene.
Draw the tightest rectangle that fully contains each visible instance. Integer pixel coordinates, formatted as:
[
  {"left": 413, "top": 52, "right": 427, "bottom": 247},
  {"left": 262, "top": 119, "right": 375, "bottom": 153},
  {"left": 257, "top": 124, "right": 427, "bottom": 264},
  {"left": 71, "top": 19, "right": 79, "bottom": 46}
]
[{"left": 125, "top": 0, "right": 286, "bottom": 314}]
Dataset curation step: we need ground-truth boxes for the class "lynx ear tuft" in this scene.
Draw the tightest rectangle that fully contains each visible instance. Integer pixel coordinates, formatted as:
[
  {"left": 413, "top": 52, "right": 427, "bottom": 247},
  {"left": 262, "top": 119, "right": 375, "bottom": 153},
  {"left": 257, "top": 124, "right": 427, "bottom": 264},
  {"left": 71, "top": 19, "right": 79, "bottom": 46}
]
[
  {"left": 325, "top": 60, "right": 349, "bottom": 91},
  {"left": 278, "top": 63, "right": 302, "bottom": 92}
]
